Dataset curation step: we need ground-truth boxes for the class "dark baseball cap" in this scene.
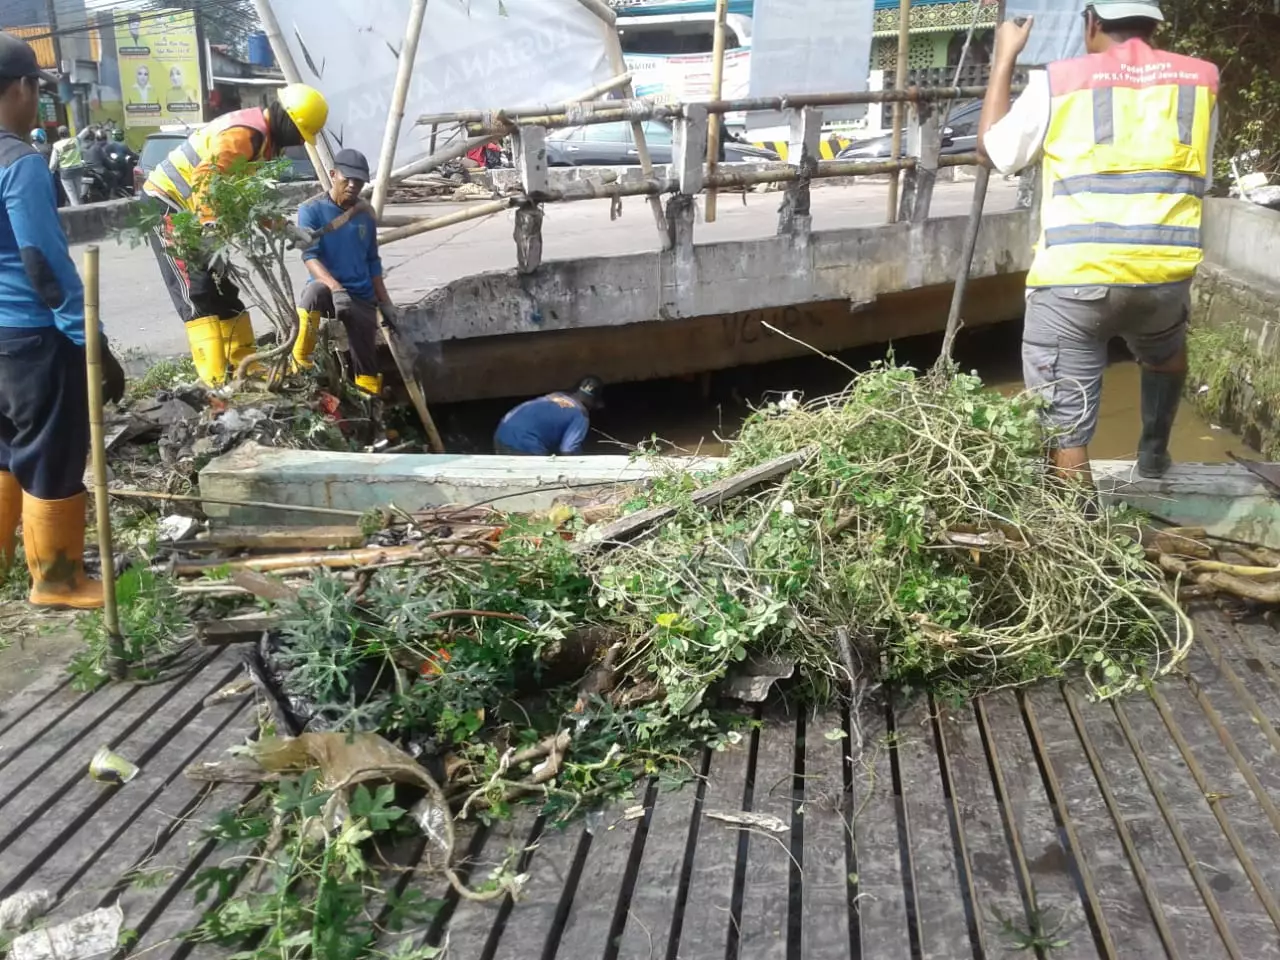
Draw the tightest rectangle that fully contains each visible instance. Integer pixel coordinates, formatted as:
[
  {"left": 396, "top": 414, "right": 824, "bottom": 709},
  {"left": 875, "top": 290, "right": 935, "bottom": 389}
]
[
  {"left": 333, "top": 148, "right": 371, "bottom": 181},
  {"left": 575, "top": 376, "right": 605, "bottom": 408},
  {"left": 0, "top": 32, "right": 57, "bottom": 85}
]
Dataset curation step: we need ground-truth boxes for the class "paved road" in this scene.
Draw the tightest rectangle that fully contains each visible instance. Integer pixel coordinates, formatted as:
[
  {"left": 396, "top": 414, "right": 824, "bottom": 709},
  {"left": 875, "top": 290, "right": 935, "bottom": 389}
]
[{"left": 79, "top": 177, "right": 1020, "bottom": 360}]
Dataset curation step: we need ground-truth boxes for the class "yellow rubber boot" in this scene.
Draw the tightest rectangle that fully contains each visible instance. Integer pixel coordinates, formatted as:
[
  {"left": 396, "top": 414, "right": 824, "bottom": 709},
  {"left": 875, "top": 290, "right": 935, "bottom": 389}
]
[
  {"left": 185, "top": 315, "right": 229, "bottom": 386},
  {"left": 0, "top": 470, "right": 21, "bottom": 569},
  {"left": 23, "top": 492, "right": 104, "bottom": 610},
  {"left": 221, "top": 312, "right": 260, "bottom": 375},
  {"left": 292, "top": 308, "right": 320, "bottom": 371},
  {"left": 355, "top": 373, "right": 383, "bottom": 397}
]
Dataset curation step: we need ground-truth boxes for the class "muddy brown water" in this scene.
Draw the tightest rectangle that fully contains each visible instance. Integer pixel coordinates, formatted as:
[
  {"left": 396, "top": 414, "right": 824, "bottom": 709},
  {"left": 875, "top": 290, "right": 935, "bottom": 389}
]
[{"left": 434, "top": 320, "right": 1245, "bottom": 462}]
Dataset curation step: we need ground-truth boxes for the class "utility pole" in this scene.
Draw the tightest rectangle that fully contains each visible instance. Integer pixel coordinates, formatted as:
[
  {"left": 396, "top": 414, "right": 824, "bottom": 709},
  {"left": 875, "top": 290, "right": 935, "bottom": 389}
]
[{"left": 44, "top": 0, "right": 68, "bottom": 128}]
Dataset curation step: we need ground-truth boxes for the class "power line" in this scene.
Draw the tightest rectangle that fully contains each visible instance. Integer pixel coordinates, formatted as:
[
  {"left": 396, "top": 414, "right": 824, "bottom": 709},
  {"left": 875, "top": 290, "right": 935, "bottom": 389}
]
[{"left": 10, "top": 0, "right": 257, "bottom": 45}]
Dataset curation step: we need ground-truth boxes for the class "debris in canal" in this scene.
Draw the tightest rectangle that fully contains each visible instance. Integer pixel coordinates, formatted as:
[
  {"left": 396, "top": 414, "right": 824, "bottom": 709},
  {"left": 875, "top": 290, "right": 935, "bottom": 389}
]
[{"left": 153, "top": 362, "right": 1219, "bottom": 960}]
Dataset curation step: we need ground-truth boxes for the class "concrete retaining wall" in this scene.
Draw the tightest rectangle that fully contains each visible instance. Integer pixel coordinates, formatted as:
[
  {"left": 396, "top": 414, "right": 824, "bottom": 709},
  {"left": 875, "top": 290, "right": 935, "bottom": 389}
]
[
  {"left": 400, "top": 208, "right": 1033, "bottom": 402},
  {"left": 1187, "top": 199, "right": 1280, "bottom": 454}
]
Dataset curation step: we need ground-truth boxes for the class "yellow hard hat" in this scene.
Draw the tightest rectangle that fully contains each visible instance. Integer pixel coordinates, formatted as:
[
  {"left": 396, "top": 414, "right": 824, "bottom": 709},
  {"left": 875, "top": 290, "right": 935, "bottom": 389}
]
[{"left": 276, "top": 83, "right": 328, "bottom": 144}]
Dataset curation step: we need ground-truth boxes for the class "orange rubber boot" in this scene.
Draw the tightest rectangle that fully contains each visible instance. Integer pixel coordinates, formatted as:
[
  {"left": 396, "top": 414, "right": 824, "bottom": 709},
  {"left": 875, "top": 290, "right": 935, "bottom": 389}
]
[
  {"left": 23, "top": 492, "right": 104, "bottom": 609},
  {"left": 0, "top": 471, "right": 20, "bottom": 569}
]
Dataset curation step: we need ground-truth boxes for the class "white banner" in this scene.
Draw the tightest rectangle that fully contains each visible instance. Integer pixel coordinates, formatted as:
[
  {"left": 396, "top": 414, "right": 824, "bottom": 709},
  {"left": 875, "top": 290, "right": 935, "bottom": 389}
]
[
  {"left": 746, "top": 0, "right": 874, "bottom": 130},
  {"left": 263, "top": 0, "right": 613, "bottom": 175},
  {"left": 1005, "top": 1, "right": 1085, "bottom": 66}
]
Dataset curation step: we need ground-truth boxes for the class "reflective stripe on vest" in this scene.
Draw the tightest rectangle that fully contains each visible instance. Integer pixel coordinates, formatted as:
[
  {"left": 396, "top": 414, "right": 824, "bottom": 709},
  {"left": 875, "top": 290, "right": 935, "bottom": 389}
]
[
  {"left": 144, "top": 109, "right": 269, "bottom": 213},
  {"left": 1026, "top": 40, "right": 1219, "bottom": 289}
]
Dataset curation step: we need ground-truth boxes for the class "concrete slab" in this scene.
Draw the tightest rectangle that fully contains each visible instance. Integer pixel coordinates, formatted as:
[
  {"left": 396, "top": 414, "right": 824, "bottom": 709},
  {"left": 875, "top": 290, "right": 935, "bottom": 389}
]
[
  {"left": 1095, "top": 459, "right": 1280, "bottom": 548},
  {"left": 198, "top": 441, "right": 727, "bottom": 526}
]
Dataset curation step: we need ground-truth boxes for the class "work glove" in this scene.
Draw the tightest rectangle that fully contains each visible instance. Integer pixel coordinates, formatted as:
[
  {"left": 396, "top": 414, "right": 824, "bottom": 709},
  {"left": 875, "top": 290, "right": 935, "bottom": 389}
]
[
  {"left": 377, "top": 301, "right": 400, "bottom": 332},
  {"left": 101, "top": 340, "right": 126, "bottom": 406},
  {"left": 331, "top": 287, "right": 354, "bottom": 318}
]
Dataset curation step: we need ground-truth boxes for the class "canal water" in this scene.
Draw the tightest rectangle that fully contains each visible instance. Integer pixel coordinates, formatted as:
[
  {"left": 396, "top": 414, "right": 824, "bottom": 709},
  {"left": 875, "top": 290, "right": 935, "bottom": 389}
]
[{"left": 434, "top": 320, "right": 1243, "bottom": 462}]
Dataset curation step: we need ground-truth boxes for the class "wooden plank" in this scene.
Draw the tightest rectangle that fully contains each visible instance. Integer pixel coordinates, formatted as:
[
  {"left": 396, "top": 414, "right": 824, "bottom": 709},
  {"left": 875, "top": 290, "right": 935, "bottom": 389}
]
[
  {"left": 1070, "top": 684, "right": 1240, "bottom": 959},
  {"left": 1198, "top": 611, "right": 1280, "bottom": 721},
  {"left": 109, "top": 780, "right": 261, "bottom": 955},
  {"left": 0, "top": 654, "right": 221, "bottom": 834},
  {"left": 554, "top": 791, "right": 649, "bottom": 960},
  {"left": 490, "top": 819, "right": 590, "bottom": 960},
  {"left": 0, "top": 656, "right": 246, "bottom": 898},
  {"left": 1146, "top": 684, "right": 1280, "bottom": 931},
  {"left": 613, "top": 764, "right": 705, "bottom": 960},
  {"left": 0, "top": 661, "right": 78, "bottom": 739},
  {"left": 737, "top": 712, "right": 798, "bottom": 959},
  {"left": 1022, "top": 687, "right": 1170, "bottom": 960},
  {"left": 204, "top": 525, "right": 366, "bottom": 550},
  {"left": 851, "top": 700, "right": 911, "bottom": 960},
  {"left": 437, "top": 805, "right": 542, "bottom": 959},
  {"left": 577, "top": 447, "right": 815, "bottom": 554},
  {"left": 1183, "top": 644, "right": 1280, "bottom": 838},
  {"left": 894, "top": 696, "right": 971, "bottom": 960},
  {"left": 196, "top": 614, "right": 281, "bottom": 646},
  {"left": 979, "top": 691, "right": 1097, "bottom": 959},
  {"left": 1227, "top": 619, "right": 1280, "bottom": 707},
  {"left": 1113, "top": 695, "right": 1280, "bottom": 956},
  {"left": 935, "top": 699, "right": 1032, "bottom": 960},
  {"left": 671, "top": 736, "right": 753, "bottom": 959},
  {"left": 229, "top": 570, "right": 299, "bottom": 603},
  {"left": 0, "top": 678, "right": 129, "bottom": 779},
  {"left": 800, "top": 709, "right": 853, "bottom": 960}
]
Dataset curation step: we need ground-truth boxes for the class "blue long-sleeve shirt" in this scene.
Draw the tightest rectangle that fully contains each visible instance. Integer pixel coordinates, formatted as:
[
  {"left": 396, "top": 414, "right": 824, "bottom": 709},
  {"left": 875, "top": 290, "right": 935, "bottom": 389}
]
[
  {"left": 298, "top": 194, "right": 382, "bottom": 302},
  {"left": 494, "top": 394, "right": 590, "bottom": 455},
  {"left": 0, "top": 131, "right": 85, "bottom": 344}
]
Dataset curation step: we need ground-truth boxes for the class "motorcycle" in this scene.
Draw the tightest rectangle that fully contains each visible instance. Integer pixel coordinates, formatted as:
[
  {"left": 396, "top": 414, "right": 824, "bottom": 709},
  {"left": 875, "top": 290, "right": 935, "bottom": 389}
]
[{"left": 80, "top": 165, "right": 134, "bottom": 204}]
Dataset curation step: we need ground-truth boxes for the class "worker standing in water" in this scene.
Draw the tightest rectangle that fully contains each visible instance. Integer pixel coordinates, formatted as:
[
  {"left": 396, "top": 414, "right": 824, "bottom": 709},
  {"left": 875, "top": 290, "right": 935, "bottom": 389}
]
[
  {"left": 292, "top": 149, "right": 391, "bottom": 397},
  {"left": 142, "top": 84, "right": 328, "bottom": 386},
  {"left": 978, "top": 1, "right": 1218, "bottom": 483},
  {"left": 494, "top": 378, "right": 604, "bottom": 455},
  {"left": 0, "top": 32, "right": 125, "bottom": 608}
]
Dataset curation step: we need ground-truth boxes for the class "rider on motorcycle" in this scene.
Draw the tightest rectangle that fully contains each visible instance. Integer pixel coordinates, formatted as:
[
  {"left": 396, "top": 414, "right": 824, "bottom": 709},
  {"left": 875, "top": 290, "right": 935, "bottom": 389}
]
[{"left": 102, "top": 129, "right": 136, "bottom": 196}]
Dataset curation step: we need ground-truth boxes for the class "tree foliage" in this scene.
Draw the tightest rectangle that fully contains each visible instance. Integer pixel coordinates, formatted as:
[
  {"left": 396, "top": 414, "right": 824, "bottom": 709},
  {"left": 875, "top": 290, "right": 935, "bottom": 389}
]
[{"left": 1164, "top": 0, "right": 1280, "bottom": 179}]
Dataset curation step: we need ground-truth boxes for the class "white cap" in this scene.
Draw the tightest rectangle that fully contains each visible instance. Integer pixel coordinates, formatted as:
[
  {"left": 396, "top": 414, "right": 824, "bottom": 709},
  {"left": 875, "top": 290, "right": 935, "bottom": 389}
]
[{"left": 1088, "top": 1, "right": 1164, "bottom": 22}]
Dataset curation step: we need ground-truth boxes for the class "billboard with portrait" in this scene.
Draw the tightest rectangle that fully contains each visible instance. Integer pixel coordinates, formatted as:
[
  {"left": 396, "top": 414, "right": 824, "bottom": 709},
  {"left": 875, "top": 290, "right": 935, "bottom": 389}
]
[{"left": 116, "top": 9, "right": 203, "bottom": 128}]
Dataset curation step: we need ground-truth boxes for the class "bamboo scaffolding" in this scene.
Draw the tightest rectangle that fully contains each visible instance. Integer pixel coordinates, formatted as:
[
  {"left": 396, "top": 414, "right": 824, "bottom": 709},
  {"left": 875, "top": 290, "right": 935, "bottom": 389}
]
[
  {"left": 704, "top": 0, "right": 729, "bottom": 223},
  {"left": 371, "top": 0, "right": 429, "bottom": 219},
  {"left": 886, "top": 0, "right": 912, "bottom": 222}
]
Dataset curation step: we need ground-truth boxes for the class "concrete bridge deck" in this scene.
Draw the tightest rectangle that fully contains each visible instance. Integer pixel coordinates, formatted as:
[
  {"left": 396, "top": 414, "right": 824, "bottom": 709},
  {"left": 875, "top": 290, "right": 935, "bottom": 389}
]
[{"left": 71, "top": 179, "right": 1021, "bottom": 369}]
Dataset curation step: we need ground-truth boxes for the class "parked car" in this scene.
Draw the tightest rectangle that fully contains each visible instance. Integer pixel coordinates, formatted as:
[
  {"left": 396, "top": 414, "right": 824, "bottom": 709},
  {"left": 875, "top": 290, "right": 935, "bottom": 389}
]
[
  {"left": 545, "top": 119, "right": 779, "bottom": 166},
  {"left": 836, "top": 99, "right": 987, "bottom": 161},
  {"left": 134, "top": 127, "right": 318, "bottom": 195}
]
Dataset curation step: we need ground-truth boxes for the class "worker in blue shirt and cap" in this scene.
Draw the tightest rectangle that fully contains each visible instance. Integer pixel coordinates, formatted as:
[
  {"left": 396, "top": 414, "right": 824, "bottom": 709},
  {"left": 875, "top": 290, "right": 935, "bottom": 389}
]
[
  {"left": 0, "top": 32, "right": 125, "bottom": 608},
  {"left": 293, "top": 148, "right": 392, "bottom": 397},
  {"left": 494, "top": 377, "right": 604, "bottom": 455}
]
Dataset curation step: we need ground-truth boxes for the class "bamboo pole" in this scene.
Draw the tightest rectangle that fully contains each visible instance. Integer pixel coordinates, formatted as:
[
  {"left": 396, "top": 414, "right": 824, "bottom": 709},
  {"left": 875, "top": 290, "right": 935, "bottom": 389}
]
[
  {"left": 580, "top": 0, "right": 671, "bottom": 249},
  {"left": 252, "top": 0, "right": 334, "bottom": 191},
  {"left": 82, "top": 246, "right": 125, "bottom": 681},
  {"left": 416, "top": 73, "right": 634, "bottom": 127},
  {"left": 377, "top": 304, "right": 447, "bottom": 453},
  {"left": 704, "top": 0, "right": 729, "bottom": 223},
  {"left": 107, "top": 488, "right": 368, "bottom": 518},
  {"left": 379, "top": 197, "right": 518, "bottom": 246},
  {"left": 371, "top": 0, "right": 429, "bottom": 219},
  {"left": 392, "top": 74, "right": 636, "bottom": 188},
  {"left": 886, "top": 0, "right": 912, "bottom": 223}
]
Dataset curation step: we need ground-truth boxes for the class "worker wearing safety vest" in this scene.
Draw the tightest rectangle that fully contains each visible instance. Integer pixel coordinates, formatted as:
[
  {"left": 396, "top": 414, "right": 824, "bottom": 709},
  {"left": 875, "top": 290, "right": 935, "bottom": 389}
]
[
  {"left": 977, "top": 1, "right": 1218, "bottom": 484},
  {"left": 142, "top": 84, "right": 328, "bottom": 386}
]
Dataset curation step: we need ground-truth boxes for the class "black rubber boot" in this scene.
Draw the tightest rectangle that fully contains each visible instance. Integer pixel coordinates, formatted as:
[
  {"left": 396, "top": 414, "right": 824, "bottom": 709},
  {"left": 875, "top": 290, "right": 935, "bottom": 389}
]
[{"left": 1138, "top": 368, "right": 1186, "bottom": 479}]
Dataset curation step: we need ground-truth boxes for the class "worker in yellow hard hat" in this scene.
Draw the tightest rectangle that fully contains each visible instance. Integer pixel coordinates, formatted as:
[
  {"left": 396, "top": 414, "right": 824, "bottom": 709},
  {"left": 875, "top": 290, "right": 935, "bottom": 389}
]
[{"left": 142, "top": 83, "right": 329, "bottom": 385}]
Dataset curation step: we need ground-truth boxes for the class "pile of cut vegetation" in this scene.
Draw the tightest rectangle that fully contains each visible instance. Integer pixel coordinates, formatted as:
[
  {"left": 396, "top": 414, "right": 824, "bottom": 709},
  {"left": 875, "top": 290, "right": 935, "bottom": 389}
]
[{"left": 179, "top": 364, "right": 1193, "bottom": 958}]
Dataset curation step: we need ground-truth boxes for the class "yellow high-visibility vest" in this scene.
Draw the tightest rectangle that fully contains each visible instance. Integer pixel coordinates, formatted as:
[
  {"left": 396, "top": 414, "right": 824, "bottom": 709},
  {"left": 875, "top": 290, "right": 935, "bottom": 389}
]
[
  {"left": 143, "top": 108, "right": 270, "bottom": 214},
  {"left": 1027, "top": 40, "right": 1218, "bottom": 288}
]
